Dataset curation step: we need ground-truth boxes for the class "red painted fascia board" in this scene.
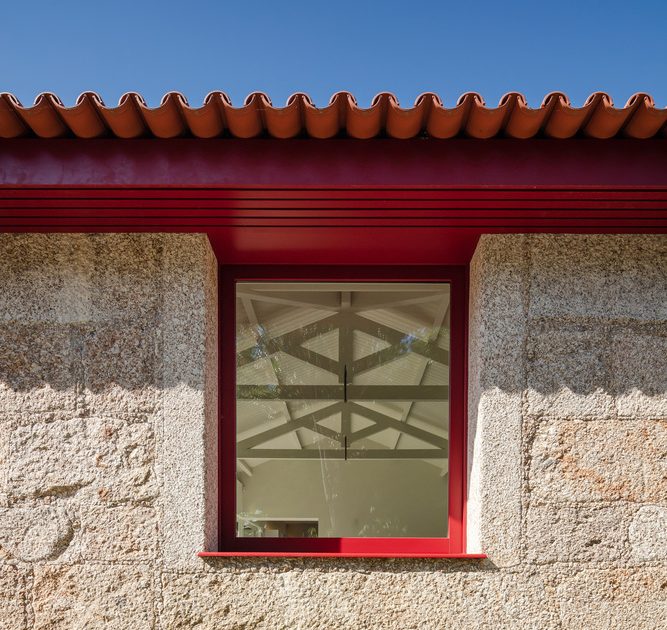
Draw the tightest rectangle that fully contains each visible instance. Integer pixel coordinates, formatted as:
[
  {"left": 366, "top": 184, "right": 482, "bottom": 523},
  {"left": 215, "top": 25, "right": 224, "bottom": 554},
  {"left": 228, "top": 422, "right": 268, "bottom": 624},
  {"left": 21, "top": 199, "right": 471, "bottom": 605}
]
[{"left": 2, "top": 139, "right": 667, "bottom": 187}]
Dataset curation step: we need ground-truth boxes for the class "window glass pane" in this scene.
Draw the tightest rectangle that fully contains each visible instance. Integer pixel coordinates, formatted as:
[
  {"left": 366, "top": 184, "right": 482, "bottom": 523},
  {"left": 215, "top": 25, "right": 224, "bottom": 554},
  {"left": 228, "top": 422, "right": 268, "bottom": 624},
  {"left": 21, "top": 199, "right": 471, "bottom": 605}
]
[{"left": 236, "top": 282, "right": 450, "bottom": 538}]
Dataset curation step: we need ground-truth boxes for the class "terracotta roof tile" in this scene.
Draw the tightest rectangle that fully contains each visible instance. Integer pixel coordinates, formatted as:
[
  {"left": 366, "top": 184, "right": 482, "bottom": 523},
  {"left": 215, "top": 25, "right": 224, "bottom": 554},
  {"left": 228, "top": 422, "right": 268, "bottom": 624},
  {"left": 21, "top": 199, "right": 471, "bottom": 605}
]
[{"left": 0, "top": 91, "right": 665, "bottom": 140}]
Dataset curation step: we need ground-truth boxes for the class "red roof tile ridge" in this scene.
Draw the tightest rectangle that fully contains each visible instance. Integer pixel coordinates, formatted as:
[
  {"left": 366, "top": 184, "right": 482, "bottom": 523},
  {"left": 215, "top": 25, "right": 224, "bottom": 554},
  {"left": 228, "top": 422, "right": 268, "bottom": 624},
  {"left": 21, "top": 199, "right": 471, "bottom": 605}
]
[{"left": 0, "top": 91, "right": 665, "bottom": 139}]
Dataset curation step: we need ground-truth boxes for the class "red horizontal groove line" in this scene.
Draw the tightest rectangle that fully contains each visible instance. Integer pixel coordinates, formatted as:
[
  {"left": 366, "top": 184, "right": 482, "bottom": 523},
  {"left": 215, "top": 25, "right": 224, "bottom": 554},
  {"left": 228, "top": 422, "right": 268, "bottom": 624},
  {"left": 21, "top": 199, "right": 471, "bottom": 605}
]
[
  {"left": 5, "top": 204, "right": 667, "bottom": 216},
  {"left": 2, "top": 190, "right": 667, "bottom": 201},
  {"left": 2, "top": 208, "right": 665, "bottom": 217},
  {"left": 3, "top": 223, "right": 666, "bottom": 231},
  {"left": 197, "top": 552, "right": 488, "bottom": 559},
  {"left": 2, "top": 184, "right": 667, "bottom": 190},
  {"left": 2, "top": 217, "right": 665, "bottom": 226}
]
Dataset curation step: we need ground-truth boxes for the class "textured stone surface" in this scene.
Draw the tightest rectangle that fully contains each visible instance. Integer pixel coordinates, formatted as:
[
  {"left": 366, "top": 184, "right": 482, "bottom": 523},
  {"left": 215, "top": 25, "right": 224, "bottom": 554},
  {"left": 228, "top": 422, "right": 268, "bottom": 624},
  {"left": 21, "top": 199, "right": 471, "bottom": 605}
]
[
  {"left": 8, "top": 418, "right": 97, "bottom": 499},
  {"left": 82, "top": 322, "right": 158, "bottom": 417},
  {"left": 32, "top": 565, "right": 153, "bottom": 629},
  {"left": 0, "top": 324, "right": 79, "bottom": 414},
  {"left": 528, "top": 234, "right": 667, "bottom": 321},
  {"left": 0, "top": 566, "right": 27, "bottom": 630},
  {"left": 79, "top": 505, "right": 157, "bottom": 561},
  {"left": 161, "top": 566, "right": 559, "bottom": 630},
  {"left": 612, "top": 332, "right": 667, "bottom": 419},
  {"left": 0, "top": 232, "right": 665, "bottom": 629},
  {"left": 7, "top": 417, "right": 157, "bottom": 502},
  {"left": 0, "top": 505, "right": 72, "bottom": 562},
  {"left": 525, "top": 503, "right": 633, "bottom": 564},
  {"left": 0, "top": 233, "right": 94, "bottom": 324},
  {"left": 526, "top": 323, "right": 615, "bottom": 419},
  {"left": 160, "top": 235, "right": 218, "bottom": 569},
  {"left": 467, "top": 235, "right": 526, "bottom": 566},
  {"left": 555, "top": 567, "right": 667, "bottom": 629},
  {"left": 528, "top": 419, "right": 667, "bottom": 504},
  {"left": 629, "top": 506, "right": 667, "bottom": 562}
]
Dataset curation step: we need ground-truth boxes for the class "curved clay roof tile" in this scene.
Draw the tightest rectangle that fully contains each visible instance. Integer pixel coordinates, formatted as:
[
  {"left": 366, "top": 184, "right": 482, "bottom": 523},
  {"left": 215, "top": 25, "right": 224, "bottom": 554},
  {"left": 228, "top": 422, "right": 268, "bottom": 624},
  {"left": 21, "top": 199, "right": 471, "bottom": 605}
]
[{"left": 0, "top": 91, "right": 664, "bottom": 139}]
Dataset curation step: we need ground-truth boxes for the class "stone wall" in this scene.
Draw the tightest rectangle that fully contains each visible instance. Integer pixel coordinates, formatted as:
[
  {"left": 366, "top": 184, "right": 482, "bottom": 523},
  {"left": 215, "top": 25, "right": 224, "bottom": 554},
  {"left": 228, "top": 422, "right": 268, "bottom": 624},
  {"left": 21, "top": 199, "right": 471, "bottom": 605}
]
[{"left": 0, "top": 233, "right": 665, "bottom": 629}]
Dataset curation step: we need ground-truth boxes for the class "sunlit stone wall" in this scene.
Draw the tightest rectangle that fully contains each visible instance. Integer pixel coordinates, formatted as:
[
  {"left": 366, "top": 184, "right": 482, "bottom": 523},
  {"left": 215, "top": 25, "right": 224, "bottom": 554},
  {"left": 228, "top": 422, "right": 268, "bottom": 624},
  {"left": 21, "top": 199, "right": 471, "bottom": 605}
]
[{"left": 0, "top": 233, "right": 664, "bottom": 629}]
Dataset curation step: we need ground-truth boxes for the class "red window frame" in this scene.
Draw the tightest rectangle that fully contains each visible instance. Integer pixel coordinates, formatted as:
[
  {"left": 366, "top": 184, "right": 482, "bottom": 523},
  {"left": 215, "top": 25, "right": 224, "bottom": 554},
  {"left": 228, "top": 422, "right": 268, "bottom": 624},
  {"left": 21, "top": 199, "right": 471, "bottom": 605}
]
[{"left": 213, "top": 264, "right": 472, "bottom": 558}]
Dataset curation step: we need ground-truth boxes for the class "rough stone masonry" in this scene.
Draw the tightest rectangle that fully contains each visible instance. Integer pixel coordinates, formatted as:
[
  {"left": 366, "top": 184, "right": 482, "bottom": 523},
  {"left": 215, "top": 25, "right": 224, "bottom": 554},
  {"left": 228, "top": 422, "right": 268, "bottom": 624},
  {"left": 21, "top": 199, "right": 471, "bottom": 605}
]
[{"left": 0, "top": 233, "right": 665, "bottom": 629}]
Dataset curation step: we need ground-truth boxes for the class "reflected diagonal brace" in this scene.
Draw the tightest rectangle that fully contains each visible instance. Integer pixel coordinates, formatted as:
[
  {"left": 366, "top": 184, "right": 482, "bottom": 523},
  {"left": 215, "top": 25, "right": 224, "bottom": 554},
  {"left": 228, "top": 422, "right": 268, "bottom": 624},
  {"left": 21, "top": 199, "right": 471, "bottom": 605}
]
[
  {"left": 237, "top": 314, "right": 340, "bottom": 368},
  {"left": 350, "top": 313, "right": 449, "bottom": 372},
  {"left": 347, "top": 402, "right": 448, "bottom": 449},
  {"left": 237, "top": 402, "right": 343, "bottom": 450}
]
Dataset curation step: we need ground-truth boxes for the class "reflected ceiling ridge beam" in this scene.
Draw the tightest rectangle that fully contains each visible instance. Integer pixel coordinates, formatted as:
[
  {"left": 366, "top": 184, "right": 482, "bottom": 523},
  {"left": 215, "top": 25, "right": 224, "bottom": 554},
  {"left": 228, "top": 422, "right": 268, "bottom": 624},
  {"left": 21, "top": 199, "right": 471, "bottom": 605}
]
[
  {"left": 237, "top": 402, "right": 343, "bottom": 450},
  {"left": 236, "top": 384, "right": 449, "bottom": 401},
  {"left": 237, "top": 449, "right": 448, "bottom": 460},
  {"left": 347, "top": 402, "right": 448, "bottom": 449}
]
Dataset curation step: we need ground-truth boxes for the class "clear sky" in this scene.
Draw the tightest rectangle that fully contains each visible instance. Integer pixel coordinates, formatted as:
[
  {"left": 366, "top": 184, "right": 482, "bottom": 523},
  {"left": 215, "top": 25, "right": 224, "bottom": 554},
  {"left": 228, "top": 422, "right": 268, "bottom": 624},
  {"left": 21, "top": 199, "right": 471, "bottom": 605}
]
[{"left": 1, "top": 0, "right": 666, "bottom": 108}]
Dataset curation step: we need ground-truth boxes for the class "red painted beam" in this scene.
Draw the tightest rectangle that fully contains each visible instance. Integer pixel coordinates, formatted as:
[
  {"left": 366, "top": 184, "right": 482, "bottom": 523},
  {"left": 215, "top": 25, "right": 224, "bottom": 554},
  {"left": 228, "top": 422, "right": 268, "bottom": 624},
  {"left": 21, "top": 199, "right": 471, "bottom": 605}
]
[{"left": 1, "top": 139, "right": 667, "bottom": 187}]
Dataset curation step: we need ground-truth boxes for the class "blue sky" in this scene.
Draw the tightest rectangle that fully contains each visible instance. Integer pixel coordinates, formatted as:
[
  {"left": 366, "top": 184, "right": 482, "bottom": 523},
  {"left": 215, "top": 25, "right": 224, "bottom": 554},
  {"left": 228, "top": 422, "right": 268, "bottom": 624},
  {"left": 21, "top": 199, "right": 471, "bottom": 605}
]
[{"left": 1, "top": 0, "right": 666, "bottom": 108}]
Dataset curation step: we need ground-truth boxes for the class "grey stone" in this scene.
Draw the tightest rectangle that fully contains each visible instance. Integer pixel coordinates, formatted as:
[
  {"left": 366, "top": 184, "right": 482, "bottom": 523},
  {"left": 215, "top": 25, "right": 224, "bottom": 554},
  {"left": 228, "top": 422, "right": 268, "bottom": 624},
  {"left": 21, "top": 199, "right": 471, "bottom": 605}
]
[
  {"left": 612, "top": 332, "right": 667, "bottom": 419},
  {"left": 88, "top": 233, "right": 162, "bottom": 322},
  {"left": 82, "top": 322, "right": 158, "bottom": 417},
  {"left": 0, "top": 231, "right": 665, "bottom": 628},
  {"left": 92, "top": 418, "right": 158, "bottom": 504},
  {"left": 0, "top": 324, "right": 79, "bottom": 414},
  {"left": 0, "top": 234, "right": 94, "bottom": 324},
  {"left": 8, "top": 419, "right": 96, "bottom": 499},
  {"left": 629, "top": 505, "right": 667, "bottom": 562},
  {"left": 528, "top": 234, "right": 666, "bottom": 321},
  {"left": 526, "top": 323, "right": 615, "bottom": 419},
  {"left": 615, "top": 236, "right": 667, "bottom": 323},
  {"left": 529, "top": 419, "right": 667, "bottom": 504},
  {"left": 32, "top": 565, "right": 154, "bottom": 629},
  {"left": 0, "top": 505, "right": 72, "bottom": 562}
]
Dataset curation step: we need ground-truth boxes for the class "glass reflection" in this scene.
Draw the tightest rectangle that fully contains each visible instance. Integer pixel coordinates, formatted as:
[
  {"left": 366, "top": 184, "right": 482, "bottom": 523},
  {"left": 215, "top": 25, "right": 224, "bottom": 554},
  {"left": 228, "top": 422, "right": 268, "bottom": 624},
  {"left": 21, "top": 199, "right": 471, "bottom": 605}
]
[{"left": 236, "top": 282, "right": 450, "bottom": 538}]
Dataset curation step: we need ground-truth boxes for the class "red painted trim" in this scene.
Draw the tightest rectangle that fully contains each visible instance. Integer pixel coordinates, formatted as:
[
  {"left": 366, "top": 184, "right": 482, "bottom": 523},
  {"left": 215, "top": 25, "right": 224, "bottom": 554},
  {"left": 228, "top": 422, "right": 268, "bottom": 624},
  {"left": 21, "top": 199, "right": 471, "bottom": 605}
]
[
  {"left": 220, "top": 265, "right": 467, "bottom": 556},
  {"left": 198, "top": 552, "right": 487, "bottom": 559},
  {"left": 2, "top": 139, "right": 667, "bottom": 187}
]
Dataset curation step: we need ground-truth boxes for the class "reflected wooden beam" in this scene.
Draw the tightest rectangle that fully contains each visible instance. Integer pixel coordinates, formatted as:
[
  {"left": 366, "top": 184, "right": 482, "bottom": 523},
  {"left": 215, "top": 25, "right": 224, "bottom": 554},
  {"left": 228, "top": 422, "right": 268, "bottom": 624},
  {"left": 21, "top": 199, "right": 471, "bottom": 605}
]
[
  {"left": 350, "top": 314, "right": 449, "bottom": 368},
  {"left": 237, "top": 460, "right": 253, "bottom": 477},
  {"left": 237, "top": 384, "right": 449, "bottom": 401},
  {"left": 347, "top": 402, "right": 448, "bottom": 449},
  {"left": 237, "top": 402, "right": 343, "bottom": 450},
  {"left": 237, "top": 448, "right": 448, "bottom": 460}
]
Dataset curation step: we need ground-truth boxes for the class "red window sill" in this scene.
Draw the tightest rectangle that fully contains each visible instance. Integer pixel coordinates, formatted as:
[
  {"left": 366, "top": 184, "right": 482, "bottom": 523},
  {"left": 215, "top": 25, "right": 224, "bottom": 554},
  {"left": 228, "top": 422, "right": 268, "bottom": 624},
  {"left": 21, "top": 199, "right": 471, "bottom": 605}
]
[{"left": 198, "top": 551, "right": 487, "bottom": 559}]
